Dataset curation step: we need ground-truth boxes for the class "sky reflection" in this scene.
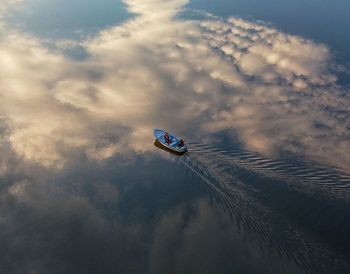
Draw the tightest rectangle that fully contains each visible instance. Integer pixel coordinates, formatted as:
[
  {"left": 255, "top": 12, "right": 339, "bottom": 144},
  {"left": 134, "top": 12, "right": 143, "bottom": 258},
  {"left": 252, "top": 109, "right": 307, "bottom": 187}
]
[
  {"left": 5, "top": 0, "right": 130, "bottom": 39},
  {"left": 1, "top": 0, "right": 349, "bottom": 170},
  {"left": 188, "top": 0, "right": 350, "bottom": 74},
  {"left": 1, "top": 0, "right": 350, "bottom": 273}
]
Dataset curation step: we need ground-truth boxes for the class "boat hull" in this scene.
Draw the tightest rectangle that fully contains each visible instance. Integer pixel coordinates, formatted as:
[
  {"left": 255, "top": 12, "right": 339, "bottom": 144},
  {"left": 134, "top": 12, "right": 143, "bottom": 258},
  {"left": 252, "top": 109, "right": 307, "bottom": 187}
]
[{"left": 153, "top": 129, "right": 188, "bottom": 153}]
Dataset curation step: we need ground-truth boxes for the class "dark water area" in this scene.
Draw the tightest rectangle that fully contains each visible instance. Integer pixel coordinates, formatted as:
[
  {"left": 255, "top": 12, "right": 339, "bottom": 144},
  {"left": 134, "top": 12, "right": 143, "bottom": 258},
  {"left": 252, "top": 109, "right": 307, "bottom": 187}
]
[
  {"left": 3, "top": 135, "right": 350, "bottom": 273},
  {"left": 185, "top": 139, "right": 350, "bottom": 272},
  {"left": 1, "top": 0, "right": 350, "bottom": 273}
]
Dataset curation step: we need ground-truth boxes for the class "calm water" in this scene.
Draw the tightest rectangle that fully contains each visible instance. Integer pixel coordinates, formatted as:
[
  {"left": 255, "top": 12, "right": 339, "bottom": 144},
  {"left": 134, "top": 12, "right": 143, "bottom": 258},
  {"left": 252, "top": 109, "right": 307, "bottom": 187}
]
[
  {"left": 1, "top": 0, "right": 350, "bottom": 273},
  {"left": 188, "top": 0, "right": 350, "bottom": 85},
  {"left": 6, "top": 0, "right": 129, "bottom": 38}
]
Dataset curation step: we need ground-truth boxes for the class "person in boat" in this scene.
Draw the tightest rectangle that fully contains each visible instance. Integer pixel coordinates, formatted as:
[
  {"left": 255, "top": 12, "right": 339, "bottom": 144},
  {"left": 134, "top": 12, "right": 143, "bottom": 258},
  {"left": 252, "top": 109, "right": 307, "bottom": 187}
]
[
  {"left": 164, "top": 132, "right": 171, "bottom": 144},
  {"left": 178, "top": 139, "right": 185, "bottom": 148}
]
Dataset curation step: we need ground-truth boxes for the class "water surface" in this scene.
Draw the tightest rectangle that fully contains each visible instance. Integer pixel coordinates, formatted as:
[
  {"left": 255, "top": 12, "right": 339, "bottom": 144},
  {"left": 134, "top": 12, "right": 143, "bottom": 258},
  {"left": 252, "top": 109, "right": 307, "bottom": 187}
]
[{"left": 1, "top": 0, "right": 350, "bottom": 273}]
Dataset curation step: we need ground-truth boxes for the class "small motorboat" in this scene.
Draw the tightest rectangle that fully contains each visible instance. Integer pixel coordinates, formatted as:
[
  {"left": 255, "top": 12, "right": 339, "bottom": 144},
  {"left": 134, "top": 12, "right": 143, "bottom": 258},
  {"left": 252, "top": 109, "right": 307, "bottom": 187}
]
[{"left": 153, "top": 129, "right": 188, "bottom": 154}]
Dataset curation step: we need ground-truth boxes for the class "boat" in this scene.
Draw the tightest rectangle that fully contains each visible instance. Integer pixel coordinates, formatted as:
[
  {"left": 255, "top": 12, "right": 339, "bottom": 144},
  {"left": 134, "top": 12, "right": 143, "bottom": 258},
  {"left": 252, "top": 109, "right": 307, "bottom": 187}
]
[{"left": 153, "top": 129, "right": 188, "bottom": 154}]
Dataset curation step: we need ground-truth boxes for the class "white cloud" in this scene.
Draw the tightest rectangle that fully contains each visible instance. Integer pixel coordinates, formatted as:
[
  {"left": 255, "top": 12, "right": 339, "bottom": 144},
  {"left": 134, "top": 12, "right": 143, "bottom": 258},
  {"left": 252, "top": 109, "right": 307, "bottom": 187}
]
[
  {"left": 0, "top": 0, "right": 349, "bottom": 172},
  {"left": 200, "top": 18, "right": 350, "bottom": 170}
]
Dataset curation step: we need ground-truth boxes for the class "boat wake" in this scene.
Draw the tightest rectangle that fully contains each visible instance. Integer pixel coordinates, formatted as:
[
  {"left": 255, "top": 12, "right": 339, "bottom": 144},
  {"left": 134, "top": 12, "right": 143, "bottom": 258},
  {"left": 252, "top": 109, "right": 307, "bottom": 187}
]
[
  {"left": 165, "top": 141, "right": 350, "bottom": 273},
  {"left": 188, "top": 142, "right": 350, "bottom": 200}
]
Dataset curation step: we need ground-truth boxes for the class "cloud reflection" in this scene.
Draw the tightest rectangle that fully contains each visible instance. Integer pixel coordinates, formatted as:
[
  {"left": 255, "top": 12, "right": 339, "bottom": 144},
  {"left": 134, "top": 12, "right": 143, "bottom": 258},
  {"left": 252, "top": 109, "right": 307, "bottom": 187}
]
[
  {"left": 1, "top": 0, "right": 349, "bottom": 172},
  {"left": 1, "top": 0, "right": 350, "bottom": 272}
]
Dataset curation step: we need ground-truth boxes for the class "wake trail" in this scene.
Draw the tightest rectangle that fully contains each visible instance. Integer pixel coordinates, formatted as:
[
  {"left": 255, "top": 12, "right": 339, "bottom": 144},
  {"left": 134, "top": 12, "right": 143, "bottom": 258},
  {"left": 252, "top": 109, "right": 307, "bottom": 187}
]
[
  {"left": 167, "top": 141, "right": 350, "bottom": 272},
  {"left": 188, "top": 142, "right": 350, "bottom": 200},
  {"left": 170, "top": 152, "right": 312, "bottom": 272}
]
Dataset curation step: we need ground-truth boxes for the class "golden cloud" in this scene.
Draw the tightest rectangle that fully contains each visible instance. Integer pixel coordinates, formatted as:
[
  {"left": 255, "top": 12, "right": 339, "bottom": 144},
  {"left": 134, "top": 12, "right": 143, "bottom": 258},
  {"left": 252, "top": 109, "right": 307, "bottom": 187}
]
[{"left": 0, "top": 0, "right": 349, "bottom": 172}]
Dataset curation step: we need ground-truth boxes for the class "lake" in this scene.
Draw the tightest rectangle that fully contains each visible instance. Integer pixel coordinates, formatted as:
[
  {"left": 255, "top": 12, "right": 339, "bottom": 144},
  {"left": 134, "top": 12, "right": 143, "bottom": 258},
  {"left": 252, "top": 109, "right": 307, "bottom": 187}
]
[{"left": 1, "top": 0, "right": 350, "bottom": 273}]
